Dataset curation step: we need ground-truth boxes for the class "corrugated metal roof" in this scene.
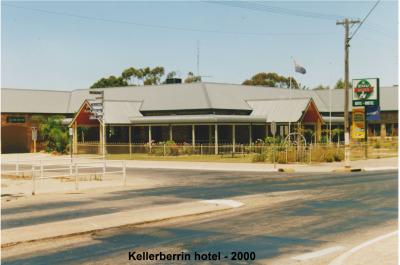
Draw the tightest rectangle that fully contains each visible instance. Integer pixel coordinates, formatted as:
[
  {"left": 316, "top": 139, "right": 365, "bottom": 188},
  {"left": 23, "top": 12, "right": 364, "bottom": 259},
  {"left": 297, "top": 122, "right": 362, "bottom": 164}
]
[
  {"left": 103, "top": 100, "right": 142, "bottom": 124},
  {"left": 1, "top": 88, "right": 71, "bottom": 114},
  {"left": 247, "top": 98, "right": 311, "bottom": 122},
  {"left": 1, "top": 83, "right": 397, "bottom": 120}
]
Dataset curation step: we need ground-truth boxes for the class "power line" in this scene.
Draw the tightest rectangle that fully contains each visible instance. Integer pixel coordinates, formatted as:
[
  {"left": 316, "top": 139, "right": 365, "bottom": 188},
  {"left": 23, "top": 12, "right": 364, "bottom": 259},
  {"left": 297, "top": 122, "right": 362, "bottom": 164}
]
[
  {"left": 349, "top": 0, "right": 381, "bottom": 40},
  {"left": 207, "top": 1, "right": 350, "bottom": 21},
  {"left": 3, "top": 3, "right": 335, "bottom": 37}
]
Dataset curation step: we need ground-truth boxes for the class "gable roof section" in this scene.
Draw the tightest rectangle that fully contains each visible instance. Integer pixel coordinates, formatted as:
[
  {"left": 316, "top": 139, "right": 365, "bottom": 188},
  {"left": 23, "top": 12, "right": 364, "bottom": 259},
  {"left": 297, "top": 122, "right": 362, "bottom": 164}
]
[
  {"left": 247, "top": 98, "right": 313, "bottom": 123},
  {"left": 104, "top": 100, "right": 143, "bottom": 124}
]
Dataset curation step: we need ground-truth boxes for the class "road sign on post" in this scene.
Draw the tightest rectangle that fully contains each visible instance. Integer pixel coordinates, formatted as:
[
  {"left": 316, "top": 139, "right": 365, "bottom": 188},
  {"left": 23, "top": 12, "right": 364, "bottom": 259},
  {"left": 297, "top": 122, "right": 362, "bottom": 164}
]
[
  {"left": 352, "top": 78, "right": 380, "bottom": 159},
  {"left": 271, "top": 122, "right": 277, "bottom": 136},
  {"left": 32, "top": 127, "right": 38, "bottom": 153},
  {"left": 90, "top": 90, "right": 105, "bottom": 158},
  {"left": 351, "top": 108, "right": 366, "bottom": 139},
  {"left": 352, "top": 78, "right": 380, "bottom": 107}
]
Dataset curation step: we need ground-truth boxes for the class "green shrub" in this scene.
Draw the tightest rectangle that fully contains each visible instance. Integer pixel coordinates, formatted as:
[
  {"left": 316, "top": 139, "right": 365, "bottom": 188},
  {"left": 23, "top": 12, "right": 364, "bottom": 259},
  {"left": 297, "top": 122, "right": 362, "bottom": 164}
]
[
  {"left": 373, "top": 142, "right": 381, "bottom": 149},
  {"left": 252, "top": 153, "right": 267, "bottom": 162},
  {"left": 164, "top": 140, "right": 180, "bottom": 156}
]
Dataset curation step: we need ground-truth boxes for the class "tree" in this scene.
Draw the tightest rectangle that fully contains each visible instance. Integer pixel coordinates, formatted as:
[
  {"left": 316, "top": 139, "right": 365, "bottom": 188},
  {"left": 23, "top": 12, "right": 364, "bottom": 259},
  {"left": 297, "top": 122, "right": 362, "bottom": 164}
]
[
  {"left": 334, "top": 79, "right": 352, "bottom": 89},
  {"left": 242, "top": 72, "right": 299, "bottom": 89},
  {"left": 166, "top": 71, "right": 177, "bottom": 79},
  {"left": 91, "top": 76, "right": 128, "bottom": 88},
  {"left": 184, "top": 72, "right": 201, "bottom": 83},
  {"left": 313, "top": 84, "right": 330, "bottom": 90},
  {"left": 144, "top": 66, "right": 165, "bottom": 85},
  {"left": 36, "top": 116, "right": 70, "bottom": 153},
  {"left": 121, "top": 67, "right": 140, "bottom": 85}
]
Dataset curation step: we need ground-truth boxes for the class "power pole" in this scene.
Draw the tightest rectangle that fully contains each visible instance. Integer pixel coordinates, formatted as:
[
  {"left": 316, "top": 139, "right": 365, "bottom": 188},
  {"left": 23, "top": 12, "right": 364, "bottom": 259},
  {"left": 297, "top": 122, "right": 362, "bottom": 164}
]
[{"left": 336, "top": 18, "right": 360, "bottom": 167}]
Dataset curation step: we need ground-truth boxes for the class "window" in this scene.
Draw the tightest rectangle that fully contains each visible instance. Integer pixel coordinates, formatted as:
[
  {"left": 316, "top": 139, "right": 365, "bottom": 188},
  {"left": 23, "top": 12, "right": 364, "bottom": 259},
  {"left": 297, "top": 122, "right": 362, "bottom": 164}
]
[
  {"left": 368, "top": 124, "right": 380, "bottom": 137},
  {"left": 384, "top": 123, "right": 399, "bottom": 137}
]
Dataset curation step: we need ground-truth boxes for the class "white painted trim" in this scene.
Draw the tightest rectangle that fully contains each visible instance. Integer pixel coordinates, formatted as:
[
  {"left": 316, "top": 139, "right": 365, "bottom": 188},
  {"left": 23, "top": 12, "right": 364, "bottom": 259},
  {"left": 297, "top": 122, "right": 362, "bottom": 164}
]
[
  {"left": 328, "top": 231, "right": 398, "bottom": 265},
  {"left": 292, "top": 246, "right": 345, "bottom": 261}
]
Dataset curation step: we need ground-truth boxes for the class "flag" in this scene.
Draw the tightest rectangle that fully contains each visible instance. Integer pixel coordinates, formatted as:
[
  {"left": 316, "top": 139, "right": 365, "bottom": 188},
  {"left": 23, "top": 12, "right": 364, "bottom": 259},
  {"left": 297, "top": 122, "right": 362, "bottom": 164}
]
[{"left": 294, "top": 60, "right": 306, "bottom": 74}]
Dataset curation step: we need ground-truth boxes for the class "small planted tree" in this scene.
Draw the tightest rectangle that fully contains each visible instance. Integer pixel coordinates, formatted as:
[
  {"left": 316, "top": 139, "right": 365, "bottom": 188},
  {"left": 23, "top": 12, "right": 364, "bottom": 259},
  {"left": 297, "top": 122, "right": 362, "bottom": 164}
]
[{"left": 38, "top": 116, "right": 70, "bottom": 154}]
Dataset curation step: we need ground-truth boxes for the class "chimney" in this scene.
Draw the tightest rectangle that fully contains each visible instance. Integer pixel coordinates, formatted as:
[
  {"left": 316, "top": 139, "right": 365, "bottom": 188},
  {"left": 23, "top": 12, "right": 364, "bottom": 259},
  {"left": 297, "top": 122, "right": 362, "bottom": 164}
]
[{"left": 165, "top": 78, "right": 182, "bottom": 84}]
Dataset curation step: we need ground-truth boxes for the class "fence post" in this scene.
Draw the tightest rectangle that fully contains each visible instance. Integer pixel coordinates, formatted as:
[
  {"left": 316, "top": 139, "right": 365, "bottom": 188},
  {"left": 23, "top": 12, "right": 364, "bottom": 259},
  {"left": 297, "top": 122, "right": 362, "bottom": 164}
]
[
  {"left": 163, "top": 144, "right": 166, "bottom": 156},
  {"left": 285, "top": 145, "right": 288, "bottom": 164},
  {"left": 122, "top": 160, "right": 126, "bottom": 186},
  {"left": 273, "top": 145, "right": 276, "bottom": 168},
  {"left": 31, "top": 165, "right": 36, "bottom": 195},
  {"left": 200, "top": 144, "right": 203, "bottom": 155},
  {"left": 40, "top": 160, "right": 44, "bottom": 184},
  {"left": 103, "top": 159, "right": 106, "bottom": 180},
  {"left": 309, "top": 144, "right": 312, "bottom": 164},
  {"left": 74, "top": 163, "right": 79, "bottom": 190},
  {"left": 16, "top": 154, "right": 20, "bottom": 176}
]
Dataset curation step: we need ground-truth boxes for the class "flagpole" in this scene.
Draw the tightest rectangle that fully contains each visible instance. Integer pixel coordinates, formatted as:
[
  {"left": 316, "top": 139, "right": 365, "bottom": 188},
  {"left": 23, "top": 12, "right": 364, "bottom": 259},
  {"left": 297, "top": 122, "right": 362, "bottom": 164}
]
[
  {"left": 289, "top": 57, "right": 293, "bottom": 142},
  {"left": 329, "top": 85, "right": 332, "bottom": 143}
]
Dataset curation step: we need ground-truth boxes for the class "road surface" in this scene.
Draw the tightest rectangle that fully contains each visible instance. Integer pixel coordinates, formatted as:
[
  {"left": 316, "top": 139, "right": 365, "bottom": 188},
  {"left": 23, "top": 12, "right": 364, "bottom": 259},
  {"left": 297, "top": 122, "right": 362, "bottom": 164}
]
[{"left": 2, "top": 169, "right": 398, "bottom": 264}]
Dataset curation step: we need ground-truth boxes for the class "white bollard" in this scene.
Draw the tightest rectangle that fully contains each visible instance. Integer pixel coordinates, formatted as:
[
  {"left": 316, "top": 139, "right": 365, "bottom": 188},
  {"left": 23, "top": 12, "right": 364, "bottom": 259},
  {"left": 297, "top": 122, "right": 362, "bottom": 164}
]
[
  {"left": 31, "top": 165, "right": 36, "bottom": 195},
  {"left": 74, "top": 163, "right": 79, "bottom": 190},
  {"left": 40, "top": 160, "right": 44, "bottom": 184},
  {"left": 122, "top": 160, "right": 126, "bottom": 186},
  {"left": 103, "top": 159, "right": 106, "bottom": 180}
]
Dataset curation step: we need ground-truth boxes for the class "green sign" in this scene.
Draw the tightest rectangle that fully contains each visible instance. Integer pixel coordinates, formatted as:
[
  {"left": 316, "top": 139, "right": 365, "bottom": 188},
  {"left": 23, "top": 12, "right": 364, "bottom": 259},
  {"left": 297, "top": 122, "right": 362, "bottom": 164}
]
[
  {"left": 352, "top": 78, "right": 379, "bottom": 106},
  {"left": 7, "top": 116, "right": 25, "bottom": 123}
]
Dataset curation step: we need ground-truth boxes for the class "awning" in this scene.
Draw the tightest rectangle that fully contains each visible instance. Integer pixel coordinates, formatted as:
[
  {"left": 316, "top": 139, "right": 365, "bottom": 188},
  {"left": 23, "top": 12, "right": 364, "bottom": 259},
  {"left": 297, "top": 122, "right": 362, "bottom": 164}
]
[
  {"left": 129, "top": 114, "right": 267, "bottom": 124},
  {"left": 322, "top": 116, "right": 344, "bottom": 123}
]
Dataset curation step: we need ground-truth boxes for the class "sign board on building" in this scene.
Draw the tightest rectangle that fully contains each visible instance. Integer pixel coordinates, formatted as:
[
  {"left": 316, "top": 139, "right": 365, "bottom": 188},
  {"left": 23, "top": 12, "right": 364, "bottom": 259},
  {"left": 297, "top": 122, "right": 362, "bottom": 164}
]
[
  {"left": 352, "top": 107, "right": 366, "bottom": 139},
  {"left": 7, "top": 116, "right": 25, "bottom": 123},
  {"left": 352, "top": 78, "right": 379, "bottom": 107}
]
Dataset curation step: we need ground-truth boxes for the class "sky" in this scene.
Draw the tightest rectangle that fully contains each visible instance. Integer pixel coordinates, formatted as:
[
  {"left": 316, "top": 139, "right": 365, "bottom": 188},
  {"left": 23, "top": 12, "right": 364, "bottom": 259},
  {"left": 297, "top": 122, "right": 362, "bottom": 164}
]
[{"left": 1, "top": 1, "right": 398, "bottom": 90}]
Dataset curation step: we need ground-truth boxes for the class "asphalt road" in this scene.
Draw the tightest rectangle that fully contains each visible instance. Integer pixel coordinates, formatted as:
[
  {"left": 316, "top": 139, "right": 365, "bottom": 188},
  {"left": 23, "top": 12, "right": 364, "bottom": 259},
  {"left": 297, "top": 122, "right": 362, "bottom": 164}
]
[{"left": 2, "top": 169, "right": 398, "bottom": 265}]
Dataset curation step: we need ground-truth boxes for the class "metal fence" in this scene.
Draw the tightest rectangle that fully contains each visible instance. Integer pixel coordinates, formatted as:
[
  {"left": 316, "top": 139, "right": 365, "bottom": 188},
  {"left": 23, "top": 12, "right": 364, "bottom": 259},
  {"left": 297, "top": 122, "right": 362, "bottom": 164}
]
[
  {"left": 76, "top": 140, "right": 398, "bottom": 163},
  {"left": 1, "top": 156, "right": 126, "bottom": 195}
]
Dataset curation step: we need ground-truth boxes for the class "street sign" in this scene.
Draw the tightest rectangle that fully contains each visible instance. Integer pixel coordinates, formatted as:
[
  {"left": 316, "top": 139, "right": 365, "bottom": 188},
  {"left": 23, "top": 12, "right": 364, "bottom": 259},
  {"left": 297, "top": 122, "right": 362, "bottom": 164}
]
[
  {"left": 352, "top": 78, "right": 380, "bottom": 107},
  {"left": 31, "top": 127, "right": 38, "bottom": 141},
  {"left": 270, "top": 122, "right": 277, "bottom": 136},
  {"left": 351, "top": 107, "right": 366, "bottom": 139}
]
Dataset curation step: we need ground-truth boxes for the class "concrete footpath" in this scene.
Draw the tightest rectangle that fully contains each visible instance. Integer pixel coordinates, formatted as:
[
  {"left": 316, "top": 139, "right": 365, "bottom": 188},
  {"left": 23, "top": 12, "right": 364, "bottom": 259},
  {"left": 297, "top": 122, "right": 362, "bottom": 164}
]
[
  {"left": 106, "top": 157, "right": 398, "bottom": 173},
  {"left": 2, "top": 154, "right": 397, "bottom": 173},
  {"left": 2, "top": 200, "right": 242, "bottom": 247}
]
